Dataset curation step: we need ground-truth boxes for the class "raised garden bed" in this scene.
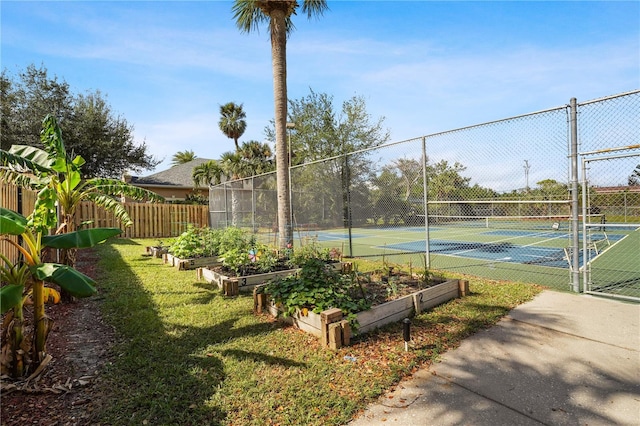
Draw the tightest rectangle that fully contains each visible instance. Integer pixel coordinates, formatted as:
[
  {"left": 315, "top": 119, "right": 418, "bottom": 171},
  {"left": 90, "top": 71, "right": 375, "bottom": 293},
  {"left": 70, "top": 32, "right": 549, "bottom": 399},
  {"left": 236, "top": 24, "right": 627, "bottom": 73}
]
[
  {"left": 255, "top": 276, "right": 467, "bottom": 348},
  {"left": 164, "top": 253, "right": 221, "bottom": 270},
  {"left": 198, "top": 261, "right": 345, "bottom": 295}
]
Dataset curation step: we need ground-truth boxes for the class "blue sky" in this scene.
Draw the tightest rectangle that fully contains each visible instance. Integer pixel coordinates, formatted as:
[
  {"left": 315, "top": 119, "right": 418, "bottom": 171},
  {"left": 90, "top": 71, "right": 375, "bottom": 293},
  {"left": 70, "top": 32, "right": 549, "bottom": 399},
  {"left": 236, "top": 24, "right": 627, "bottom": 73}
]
[{"left": 2, "top": 1, "right": 638, "bottom": 175}]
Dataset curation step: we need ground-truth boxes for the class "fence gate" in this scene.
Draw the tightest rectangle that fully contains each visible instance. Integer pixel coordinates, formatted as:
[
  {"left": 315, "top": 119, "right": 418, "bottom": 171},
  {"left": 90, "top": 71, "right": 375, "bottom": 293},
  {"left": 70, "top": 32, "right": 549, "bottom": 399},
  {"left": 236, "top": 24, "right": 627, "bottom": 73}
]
[{"left": 581, "top": 151, "right": 640, "bottom": 301}]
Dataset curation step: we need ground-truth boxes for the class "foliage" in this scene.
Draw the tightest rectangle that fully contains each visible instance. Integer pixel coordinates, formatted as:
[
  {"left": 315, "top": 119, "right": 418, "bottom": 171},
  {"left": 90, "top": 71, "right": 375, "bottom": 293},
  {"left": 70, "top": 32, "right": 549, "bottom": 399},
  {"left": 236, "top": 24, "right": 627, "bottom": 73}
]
[
  {"left": 171, "top": 150, "right": 197, "bottom": 166},
  {"left": 221, "top": 241, "right": 282, "bottom": 275},
  {"left": 0, "top": 64, "right": 159, "bottom": 177},
  {"left": 267, "top": 89, "right": 390, "bottom": 228},
  {"left": 183, "top": 190, "right": 208, "bottom": 205},
  {"left": 0, "top": 204, "right": 120, "bottom": 378},
  {"left": 271, "top": 89, "right": 390, "bottom": 166},
  {"left": 1, "top": 115, "right": 163, "bottom": 286},
  {"left": 263, "top": 258, "right": 370, "bottom": 324},
  {"left": 219, "top": 102, "right": 247, "bottom": 150},
  {"left": 287, "top": 238, "right": 341, "bottom": 268},
  {"left": 629, "top": 164, "right": 640, "bottom": 186},
  {"left": 168, "top": 225, "right": 222, "bottom": 259}
]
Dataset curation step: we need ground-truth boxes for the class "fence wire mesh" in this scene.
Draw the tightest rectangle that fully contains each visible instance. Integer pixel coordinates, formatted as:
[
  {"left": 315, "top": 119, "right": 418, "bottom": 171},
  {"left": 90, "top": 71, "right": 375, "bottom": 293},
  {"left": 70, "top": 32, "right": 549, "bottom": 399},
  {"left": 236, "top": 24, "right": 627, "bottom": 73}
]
[
  {"left": 577, "top": 91, "right": 640, "bottom": 300},
  {"left": 210, "top": 91, "right": 640, "bottom": 297}
]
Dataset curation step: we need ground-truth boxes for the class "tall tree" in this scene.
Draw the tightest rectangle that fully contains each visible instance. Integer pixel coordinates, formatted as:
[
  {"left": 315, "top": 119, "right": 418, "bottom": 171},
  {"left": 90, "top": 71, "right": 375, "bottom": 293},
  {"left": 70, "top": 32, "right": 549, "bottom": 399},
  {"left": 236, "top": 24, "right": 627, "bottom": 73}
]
[
  {"left": 171, "top": 150, "right": 197, "bottom": 166},
  {"left": 232, "top": 0, "right": 329, "bottom": 249},
  {"left": 1, "top": 64, "right": 159, "bottom": 177},
  {"left": 218, "top": 102, "right": 247, "bottom": 151}
]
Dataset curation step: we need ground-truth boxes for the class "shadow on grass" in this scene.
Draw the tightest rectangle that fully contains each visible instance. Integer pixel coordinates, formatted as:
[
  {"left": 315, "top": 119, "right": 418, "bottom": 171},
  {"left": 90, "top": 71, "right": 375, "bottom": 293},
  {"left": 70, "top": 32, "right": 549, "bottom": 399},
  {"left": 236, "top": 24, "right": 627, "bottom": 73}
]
[{"left": 93, "top": 239, "right": 292, "bottom": 425}]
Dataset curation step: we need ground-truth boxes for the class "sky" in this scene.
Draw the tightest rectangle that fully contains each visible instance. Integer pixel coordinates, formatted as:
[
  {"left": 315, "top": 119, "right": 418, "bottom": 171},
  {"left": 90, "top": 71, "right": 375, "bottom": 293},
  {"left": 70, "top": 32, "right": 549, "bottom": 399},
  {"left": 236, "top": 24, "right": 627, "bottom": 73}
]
[{"left": 2, "top": 0, "right": 639, "bottom": 177}]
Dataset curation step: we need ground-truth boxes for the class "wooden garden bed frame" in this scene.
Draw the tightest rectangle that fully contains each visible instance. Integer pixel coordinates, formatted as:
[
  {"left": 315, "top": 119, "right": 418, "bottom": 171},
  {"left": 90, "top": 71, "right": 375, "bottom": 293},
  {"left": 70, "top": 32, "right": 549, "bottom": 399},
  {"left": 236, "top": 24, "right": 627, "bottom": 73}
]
[{"left": 254, "top": 278, "right": 468, "bottom": 349}]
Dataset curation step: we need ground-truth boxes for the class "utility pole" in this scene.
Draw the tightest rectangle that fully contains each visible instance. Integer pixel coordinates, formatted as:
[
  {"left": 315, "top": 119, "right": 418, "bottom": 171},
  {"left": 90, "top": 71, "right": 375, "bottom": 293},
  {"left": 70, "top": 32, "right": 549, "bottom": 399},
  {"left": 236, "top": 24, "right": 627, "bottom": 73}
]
[{"left": 523, "top": 160, "right": 531, "bottom": 192}]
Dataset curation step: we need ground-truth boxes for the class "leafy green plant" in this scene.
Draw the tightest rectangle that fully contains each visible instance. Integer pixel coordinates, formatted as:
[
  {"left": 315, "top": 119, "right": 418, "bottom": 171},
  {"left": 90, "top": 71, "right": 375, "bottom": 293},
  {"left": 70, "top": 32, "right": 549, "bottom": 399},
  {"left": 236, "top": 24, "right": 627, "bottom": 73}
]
[
  {"left": 220, "top": 248, "right": 251, "bottom": 275},
  {"left": 169, "top": 226, "right": 222, "bottom": 258},
  {"left": 0, "top": 115, "right": 163, "bottom": 266},
  {"left": 287, "top": 238, "right": 341, "bottom": 267},
  {"left": 218, "top": 227, "right": 250, "bottom": 254},
  {"left": 0, "top": 204, "right": 120, "bottom": 378},
  {"left": 264, "top": 258, "right": 370, "bottom": 324},
  {"left": 417, "top": 254, "right": 432, "bottom": 287},
  {"left": 253, "top": 243, "right": 279, "bottom": 273}
]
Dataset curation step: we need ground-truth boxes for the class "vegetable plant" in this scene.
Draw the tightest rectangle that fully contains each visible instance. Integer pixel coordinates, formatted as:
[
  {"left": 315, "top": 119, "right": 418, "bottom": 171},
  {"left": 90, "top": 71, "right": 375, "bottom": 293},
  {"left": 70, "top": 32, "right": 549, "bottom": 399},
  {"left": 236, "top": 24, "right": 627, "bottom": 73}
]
[{"left": 263, "top": 258, "right": 370, "bottom": 326}]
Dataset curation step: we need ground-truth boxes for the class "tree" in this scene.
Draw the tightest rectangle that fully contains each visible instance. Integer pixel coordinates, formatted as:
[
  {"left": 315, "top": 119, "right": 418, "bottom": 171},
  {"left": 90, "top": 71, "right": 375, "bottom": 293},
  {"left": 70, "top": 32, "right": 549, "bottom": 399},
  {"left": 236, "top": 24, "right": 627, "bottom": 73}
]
[
  {"left": 232, "top": 0, "right": 329, "bottom": 249},
  {"left": 219, "top": 102, "right": 247, "bottom": 151},
  {"left": 193, "top": 160, "right": 225, "bottom": 188},
  {"left": 238, "top": 140, "right": 274, "bottom": 174},
  {"left": 265, "top": 89, "right": 389, "bottom": 230},
  {"left": 629, "top": 164, "right": 640, "bottom": 186},
  {"left": 171, "top": 150, "right": 197, "bottom": 166},
  {"left": 1, "top": 64, "right": 159, "bottom": 178},
  {"left": 269, "top": 90, "right": 390, "bottom": 165}
]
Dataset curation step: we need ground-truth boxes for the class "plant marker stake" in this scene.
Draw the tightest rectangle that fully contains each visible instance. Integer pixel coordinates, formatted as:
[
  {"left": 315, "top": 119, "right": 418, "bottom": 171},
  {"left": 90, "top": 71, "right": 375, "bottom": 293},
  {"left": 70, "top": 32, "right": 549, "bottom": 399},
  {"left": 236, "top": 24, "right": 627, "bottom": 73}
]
[{"left": 403, "top": 318, "right": 411, "bottom": 352}]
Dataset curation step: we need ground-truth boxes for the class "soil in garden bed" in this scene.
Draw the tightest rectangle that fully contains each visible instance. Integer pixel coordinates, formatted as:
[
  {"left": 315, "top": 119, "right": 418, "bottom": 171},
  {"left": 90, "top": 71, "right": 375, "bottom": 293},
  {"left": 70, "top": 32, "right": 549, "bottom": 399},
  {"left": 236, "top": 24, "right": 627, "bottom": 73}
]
[{"left": 207, "top": 260, "right": 295, "bottom": 277}]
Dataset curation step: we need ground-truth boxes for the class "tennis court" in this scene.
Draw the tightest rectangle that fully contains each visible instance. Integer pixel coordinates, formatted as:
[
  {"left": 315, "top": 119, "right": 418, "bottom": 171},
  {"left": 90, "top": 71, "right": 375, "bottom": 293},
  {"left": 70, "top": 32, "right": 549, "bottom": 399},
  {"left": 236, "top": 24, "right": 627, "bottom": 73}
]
[{"left": 292, "top": 223, "right": 637, "bottom": 293}]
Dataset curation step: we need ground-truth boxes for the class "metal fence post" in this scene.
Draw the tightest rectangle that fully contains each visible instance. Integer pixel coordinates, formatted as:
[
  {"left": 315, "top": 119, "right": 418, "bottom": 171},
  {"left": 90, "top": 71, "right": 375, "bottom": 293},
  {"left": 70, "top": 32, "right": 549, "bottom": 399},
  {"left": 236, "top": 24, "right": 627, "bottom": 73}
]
[
  {"left": 570, "top": 98, "right": 580, "bottom": 292},
  {"left": 422, "top": 136, "right": 431, "bottom": 269}
]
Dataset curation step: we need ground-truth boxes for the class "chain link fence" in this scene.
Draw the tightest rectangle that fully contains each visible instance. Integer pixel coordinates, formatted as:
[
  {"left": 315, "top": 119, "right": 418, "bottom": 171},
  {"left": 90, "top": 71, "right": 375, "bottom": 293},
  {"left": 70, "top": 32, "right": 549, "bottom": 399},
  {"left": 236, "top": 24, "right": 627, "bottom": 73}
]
[
  {"left": 210, "top": 91, "right": 640, "bottom": 298},
  {"left": 576, "top": 93, "right": 640, "bottom": 300}
]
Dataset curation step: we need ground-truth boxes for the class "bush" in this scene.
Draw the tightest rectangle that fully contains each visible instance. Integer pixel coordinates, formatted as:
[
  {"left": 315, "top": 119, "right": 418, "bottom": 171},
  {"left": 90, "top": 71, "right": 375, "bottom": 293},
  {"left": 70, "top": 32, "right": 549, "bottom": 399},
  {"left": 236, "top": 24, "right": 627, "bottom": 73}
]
[{"left": 169, "top": 226, "right": 250, "bottom": 259}]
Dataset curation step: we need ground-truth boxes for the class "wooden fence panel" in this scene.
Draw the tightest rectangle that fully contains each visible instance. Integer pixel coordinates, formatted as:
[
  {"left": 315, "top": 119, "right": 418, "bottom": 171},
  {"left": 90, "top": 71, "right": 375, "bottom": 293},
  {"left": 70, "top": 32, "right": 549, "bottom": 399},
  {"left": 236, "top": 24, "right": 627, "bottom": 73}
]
[{"left": 1, "top": 183, "right": 209, "bottom": 264}]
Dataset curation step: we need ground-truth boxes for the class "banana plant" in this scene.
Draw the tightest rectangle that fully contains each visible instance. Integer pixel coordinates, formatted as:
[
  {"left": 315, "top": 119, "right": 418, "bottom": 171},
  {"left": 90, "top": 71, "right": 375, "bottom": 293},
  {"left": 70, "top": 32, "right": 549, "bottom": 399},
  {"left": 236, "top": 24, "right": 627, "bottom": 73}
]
[
  {"left": 0, "top": 115, "right": 164, "bottom": 268},
  {"left": 0, "top": 202, "right": 121, "bottom": 378}
]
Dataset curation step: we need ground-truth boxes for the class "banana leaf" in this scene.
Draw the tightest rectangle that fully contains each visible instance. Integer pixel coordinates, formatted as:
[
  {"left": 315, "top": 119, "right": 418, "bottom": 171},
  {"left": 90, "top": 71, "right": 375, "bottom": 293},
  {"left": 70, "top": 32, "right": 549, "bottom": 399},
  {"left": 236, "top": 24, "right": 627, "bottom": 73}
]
[
  {"left": 0, "top": 208, "right": 27, "bottom": 235},
  {"left": 0, "top": 284, "right": 25, "bottom": 314},
  {"left": 30, "top": 263, "right": 97, "bottom": 297},
  {"left": 42, "top": 228, "right": 122, "bottom": 249}
]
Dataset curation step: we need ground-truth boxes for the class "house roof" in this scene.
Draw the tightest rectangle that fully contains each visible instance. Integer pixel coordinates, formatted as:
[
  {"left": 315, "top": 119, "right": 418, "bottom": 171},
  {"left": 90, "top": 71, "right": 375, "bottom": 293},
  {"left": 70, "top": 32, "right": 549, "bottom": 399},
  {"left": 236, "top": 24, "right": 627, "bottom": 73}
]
[{"left": 131, "top": 158, "right": 213, "bottom": 187}]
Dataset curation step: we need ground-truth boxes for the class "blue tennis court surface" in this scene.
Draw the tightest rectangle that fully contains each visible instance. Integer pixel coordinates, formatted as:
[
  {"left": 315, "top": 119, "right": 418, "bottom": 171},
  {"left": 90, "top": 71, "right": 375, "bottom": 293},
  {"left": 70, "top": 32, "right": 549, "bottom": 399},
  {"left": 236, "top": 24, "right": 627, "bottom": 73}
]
[{"left": 381, "top": 240, "right": 570, "bottom": 268}]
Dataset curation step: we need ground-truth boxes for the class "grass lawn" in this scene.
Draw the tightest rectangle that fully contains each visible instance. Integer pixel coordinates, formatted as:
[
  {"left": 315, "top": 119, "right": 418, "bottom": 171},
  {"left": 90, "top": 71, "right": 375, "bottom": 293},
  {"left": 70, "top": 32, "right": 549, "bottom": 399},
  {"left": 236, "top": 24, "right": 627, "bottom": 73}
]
[{"left": 93, "top": 238, "right": 542, "bottom": 425}]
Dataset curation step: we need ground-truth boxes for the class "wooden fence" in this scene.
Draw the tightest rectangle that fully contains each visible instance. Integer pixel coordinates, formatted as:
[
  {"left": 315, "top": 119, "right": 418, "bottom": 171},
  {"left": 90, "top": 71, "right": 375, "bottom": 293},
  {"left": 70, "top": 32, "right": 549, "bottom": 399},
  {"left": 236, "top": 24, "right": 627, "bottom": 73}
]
[{"left": 1, "top": 183, "right": 209, "bottom": 264}]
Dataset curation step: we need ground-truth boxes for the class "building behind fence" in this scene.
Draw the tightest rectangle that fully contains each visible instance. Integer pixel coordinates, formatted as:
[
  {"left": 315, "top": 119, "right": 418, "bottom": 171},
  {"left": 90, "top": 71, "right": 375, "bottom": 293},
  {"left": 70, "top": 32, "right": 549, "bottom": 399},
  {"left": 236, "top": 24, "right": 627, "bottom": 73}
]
[
  {"left": 1, "top": 183, "right": 208, "bottom": 264},
  {"left": 210, "top": 90, "right": 640, "bottom": 301}
]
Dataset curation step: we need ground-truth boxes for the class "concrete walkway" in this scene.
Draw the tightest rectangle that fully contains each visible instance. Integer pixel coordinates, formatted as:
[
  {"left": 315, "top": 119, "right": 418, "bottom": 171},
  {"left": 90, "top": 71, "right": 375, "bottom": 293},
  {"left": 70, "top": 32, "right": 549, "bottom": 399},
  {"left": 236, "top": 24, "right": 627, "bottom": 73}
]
[{"left": 349, "top": 291, "right": 640, "bottom": 425}]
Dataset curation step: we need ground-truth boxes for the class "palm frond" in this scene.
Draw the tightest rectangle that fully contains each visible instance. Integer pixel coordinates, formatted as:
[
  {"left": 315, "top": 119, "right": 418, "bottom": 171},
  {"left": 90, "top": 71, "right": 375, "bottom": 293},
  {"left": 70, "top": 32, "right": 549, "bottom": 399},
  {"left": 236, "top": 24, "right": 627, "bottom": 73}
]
[{"left": 232, "top": 0, "right": 267, "bottom": 33}]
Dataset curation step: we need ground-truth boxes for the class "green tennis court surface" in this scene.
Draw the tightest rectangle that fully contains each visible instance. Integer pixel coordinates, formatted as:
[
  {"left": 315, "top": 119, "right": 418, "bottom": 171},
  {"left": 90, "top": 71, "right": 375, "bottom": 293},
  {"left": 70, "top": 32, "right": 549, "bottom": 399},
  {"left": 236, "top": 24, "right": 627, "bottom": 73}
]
[{"left": 292, "top": 225, "right": 638, "bottom": 293}]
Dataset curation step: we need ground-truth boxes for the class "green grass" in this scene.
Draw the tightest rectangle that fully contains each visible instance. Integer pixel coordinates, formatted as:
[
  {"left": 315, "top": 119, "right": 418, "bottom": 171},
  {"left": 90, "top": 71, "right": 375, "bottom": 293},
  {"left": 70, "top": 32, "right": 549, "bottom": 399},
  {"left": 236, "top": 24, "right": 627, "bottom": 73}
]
[{"left": 92, "top": 238, "right": 543, "bottom": 425}]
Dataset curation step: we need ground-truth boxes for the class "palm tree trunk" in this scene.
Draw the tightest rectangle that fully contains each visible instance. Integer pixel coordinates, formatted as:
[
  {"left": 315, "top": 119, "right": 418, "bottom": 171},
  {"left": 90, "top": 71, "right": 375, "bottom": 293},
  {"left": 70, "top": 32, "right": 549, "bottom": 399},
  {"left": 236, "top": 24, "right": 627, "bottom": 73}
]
[{"left": 270, "top": 8, "right": 293, "bottom": 249}]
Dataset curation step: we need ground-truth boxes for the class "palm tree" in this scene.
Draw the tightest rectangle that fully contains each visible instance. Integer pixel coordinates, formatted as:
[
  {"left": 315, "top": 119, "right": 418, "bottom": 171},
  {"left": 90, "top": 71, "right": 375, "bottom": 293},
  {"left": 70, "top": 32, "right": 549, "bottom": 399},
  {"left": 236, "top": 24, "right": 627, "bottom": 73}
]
[
  {"left": 232, "top": 0, "right": 328, "bottom": 249},
  {"left": 238, "top": 140, "right": 274, "bottom": 175},
  {"left": 171, "top": 150, "right": 197, "bottom": 166},
  {"left": 219, "top": 102, "right": 247, "bottom": 150},
  {"left": 192, "top": 159, "right": 225, "bottom": 188}
]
